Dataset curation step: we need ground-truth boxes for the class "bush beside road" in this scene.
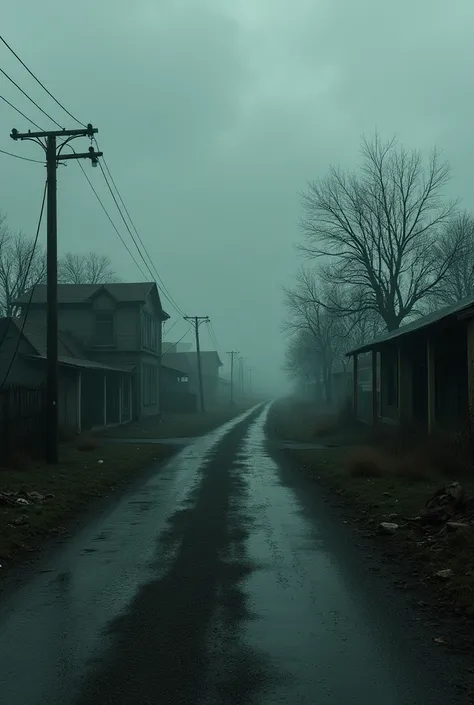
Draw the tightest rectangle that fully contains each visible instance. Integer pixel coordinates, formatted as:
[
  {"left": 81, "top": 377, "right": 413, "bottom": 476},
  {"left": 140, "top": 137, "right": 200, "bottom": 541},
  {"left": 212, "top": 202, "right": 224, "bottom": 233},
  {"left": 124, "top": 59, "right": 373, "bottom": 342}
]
[{"left": 102, "top": 407, "right": 252, "bottom": 440}]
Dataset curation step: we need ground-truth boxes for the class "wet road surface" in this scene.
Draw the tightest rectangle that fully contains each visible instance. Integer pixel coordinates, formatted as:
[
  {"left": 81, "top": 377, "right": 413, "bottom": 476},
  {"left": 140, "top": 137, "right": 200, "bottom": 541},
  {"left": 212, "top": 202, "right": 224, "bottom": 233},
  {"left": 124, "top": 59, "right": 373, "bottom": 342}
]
[{"left": 0, "top": 405, "right": 469, "bottom": 704}]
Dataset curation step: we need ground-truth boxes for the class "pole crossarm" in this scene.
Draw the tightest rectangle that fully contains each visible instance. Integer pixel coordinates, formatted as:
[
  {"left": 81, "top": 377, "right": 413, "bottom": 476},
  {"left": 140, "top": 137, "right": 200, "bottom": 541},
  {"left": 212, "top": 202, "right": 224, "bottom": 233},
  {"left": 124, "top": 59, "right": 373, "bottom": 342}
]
[{"left": 11, "top": 124, "right": 97, "bottom": 140}]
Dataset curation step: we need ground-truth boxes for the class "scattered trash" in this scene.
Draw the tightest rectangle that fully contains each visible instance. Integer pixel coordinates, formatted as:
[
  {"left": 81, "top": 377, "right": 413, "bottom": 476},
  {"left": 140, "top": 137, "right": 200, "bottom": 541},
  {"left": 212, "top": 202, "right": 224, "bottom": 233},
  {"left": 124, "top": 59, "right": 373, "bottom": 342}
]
[
  {"left": 446, "top": 521, "right": 470, "bottom": 531},
  {"left": 378, "top": 522, "right": 399, "bottom": 535},
  {"left": 97, "top": 460, "right": 104, "bottom": 464},
  {"left": 435, "top": 568, "right": 453, "bottom": 579},
  {"left": 27, "top": 491, "right": 45, "bottom": 503},
  {"left": 434, "top": 637, "right": 447, "bottom": 645},
  {"left": 0, "top": 490, "right": 53, "bottom": 508}
]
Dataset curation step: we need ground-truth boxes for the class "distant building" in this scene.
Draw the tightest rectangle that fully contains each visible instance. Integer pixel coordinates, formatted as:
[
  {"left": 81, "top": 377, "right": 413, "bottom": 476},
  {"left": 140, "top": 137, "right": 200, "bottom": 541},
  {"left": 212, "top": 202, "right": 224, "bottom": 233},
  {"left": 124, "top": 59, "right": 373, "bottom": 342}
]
[{"left": 161, "top": 349, "right": 224, "bottom": 410}]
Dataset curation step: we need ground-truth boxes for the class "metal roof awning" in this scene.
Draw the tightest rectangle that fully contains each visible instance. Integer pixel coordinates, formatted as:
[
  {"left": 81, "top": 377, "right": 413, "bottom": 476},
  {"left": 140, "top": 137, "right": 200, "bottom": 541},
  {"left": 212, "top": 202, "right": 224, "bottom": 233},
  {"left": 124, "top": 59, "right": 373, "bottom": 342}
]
[
  {"left": 346, "top": 295, "right": 474, "bottom": 356},
  {"left": 25, "top": 354, "right": 134, "bottom": 374}
]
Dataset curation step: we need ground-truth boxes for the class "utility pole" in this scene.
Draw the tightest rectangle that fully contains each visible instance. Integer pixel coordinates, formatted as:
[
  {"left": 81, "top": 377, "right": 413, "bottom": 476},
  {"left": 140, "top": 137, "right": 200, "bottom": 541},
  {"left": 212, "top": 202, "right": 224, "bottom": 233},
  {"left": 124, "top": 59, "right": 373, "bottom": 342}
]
[
  {"left": 184, "top": 315, "right": 209, "bottom": 413},
  {"left": 227, "top": 351, "right": 239, "bottom": 406},
  {"left": 239, "top": 356, "right": 246, "bottom": 399},
  {"left": 11, "top": 124, "right": 102, "bottom": 464},
  {"left": 248, "top": 367, "right": 253, "bottom": 397}
]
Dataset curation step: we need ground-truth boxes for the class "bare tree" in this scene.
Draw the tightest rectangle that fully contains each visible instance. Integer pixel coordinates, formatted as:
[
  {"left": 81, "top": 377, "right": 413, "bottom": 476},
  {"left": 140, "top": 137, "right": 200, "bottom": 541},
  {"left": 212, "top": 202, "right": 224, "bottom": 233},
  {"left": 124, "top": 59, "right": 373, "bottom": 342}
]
[
  {"left": 284, "top": 268, "right": 386, "bottom": 401},
  {"left": 428, "top": 212, "right": 474, "bottom": 307},
  {"left": 283, "top": 329, "right": 321, "bottom": 383},
  {"left": 59, "top": 251, "right": 117, "bottom": 284},
  {"left": 284, "top": 269, "right": 348, "bottom": 403},
  {"left": 299, "top": 134, "right": 457, "bottom": 330},
  {"left": 0, "top": 216, "right": 46, "bottom": 317}
]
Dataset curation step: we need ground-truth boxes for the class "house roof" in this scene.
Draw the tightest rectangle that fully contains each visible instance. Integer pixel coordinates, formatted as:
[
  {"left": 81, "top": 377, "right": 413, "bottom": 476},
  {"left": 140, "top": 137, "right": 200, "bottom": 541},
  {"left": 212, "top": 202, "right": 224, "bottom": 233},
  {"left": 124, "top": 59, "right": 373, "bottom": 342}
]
[
  {"left": 15, "top": 282, "right": 169, "bottom": 315},
  {"left": 161, "top": 350, "right": 223, "bottom": 377},
  {"left": 2, "top": 317, "right": 132, "bottom": 374},
  {"left": 186, "top": 351, "right": 223, "bottom": 374},
  {"left": 25, "top": 354, "right": 132, "bottom": 373},
  {"left": 347, "top": 293, "right": 474, "bottom": 356},
  {"left": 161, "top": 352, "right": 192, "bottom": 375}
]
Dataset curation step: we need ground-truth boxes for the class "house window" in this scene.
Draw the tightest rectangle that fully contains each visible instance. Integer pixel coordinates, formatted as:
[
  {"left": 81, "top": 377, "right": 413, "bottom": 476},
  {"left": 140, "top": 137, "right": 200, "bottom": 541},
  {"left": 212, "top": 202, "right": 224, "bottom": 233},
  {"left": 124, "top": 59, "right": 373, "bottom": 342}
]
[
  {"left": 94, "top": 313, "right": 114, "bottom": 346},
  {"left": 143, "top": 364, "right": 158, "bottom": 406},
  {"left": 142, "top": 312, "right": 157, "bottom": 351}
]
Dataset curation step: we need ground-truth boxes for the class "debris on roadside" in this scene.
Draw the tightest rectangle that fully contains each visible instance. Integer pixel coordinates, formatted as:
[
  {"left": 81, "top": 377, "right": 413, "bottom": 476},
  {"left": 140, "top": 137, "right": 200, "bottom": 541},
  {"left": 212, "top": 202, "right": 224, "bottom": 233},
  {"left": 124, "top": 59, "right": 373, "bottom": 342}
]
[
  {"left": 435, "top": 569, "right": 453, "bottom": 579},
  {"left": 378, "top": 521, "right": 399, "bottom": 535},
  {"left": 434, "top": 636, "right": 447, "bottom": 645},
  {"left": 0, "top": 490, "right": 52, "bottom": 508}
]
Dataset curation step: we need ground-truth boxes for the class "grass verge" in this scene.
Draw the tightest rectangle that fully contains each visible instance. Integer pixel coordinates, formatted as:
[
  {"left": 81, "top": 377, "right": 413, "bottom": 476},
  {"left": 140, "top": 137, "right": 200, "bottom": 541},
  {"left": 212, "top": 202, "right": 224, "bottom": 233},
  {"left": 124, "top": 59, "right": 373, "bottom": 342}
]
[
  {"left": 268, "top": 398, "right": 474, "bottom": 618},
  {"left": 0, "top": 439, "right": 174, "bottom": 563},
  {"left": 101, "top": 407, "right": 252, "bottom": 440}
]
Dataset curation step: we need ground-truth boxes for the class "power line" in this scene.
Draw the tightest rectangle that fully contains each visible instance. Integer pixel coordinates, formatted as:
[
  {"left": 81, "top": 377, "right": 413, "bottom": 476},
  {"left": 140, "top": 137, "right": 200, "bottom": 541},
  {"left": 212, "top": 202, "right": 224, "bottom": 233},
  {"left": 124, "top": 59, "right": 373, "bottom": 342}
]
[
  {"left": 162, "top": 326, "right": 192, "bottom": 353},
  {"left": 73, "top": 157, "right": 149, "bottom": 279},
  {"left": 0, "top": 66, "right": 63, "bottom": 129},
  {"left": 0, "top": 34, "right": 86, "bottom": 127},
  {"left": 0, "top": 179, "right": 47, "bottom": 389},
  {"left": 208, "top": 320, "right": 222, "bottom": 353},
  {"left": 0, "top": 93, "right": 44, "bottom": 130},
  {"left": 163, "top": 317, "right": 180, "bottom": 337},
  {"left": 96, "top": 159, "right": 186, "bottom": 316},
  {"left": 0, "top": 147, "right": 44, "bottom": 164},
  {"left": 94, "top": 144, "right": 187, "bottom": 317}
]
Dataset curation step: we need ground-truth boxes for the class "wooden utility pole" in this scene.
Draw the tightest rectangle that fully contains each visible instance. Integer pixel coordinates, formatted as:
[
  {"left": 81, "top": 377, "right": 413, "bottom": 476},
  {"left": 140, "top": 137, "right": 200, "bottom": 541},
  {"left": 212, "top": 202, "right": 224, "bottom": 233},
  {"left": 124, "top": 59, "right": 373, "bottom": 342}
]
[
  {"left": 184, "top": 315, "right": 209, "bottom": 413},
  {"left": 11, "top": 124, "right": 102, "bottom": 463},
  {"left": 227, "top": 351, "right": 239, "bottom": 406},
  {"left": 239, "top": 356, "right": 245, "bottom": 399}
]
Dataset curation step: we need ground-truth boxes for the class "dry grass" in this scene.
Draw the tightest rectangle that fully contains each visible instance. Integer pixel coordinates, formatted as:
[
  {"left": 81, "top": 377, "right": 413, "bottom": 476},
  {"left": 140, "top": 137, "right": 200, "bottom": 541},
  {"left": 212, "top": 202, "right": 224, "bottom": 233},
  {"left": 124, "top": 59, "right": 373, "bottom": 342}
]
[
  {"left": 102, "top": 407, "right": 250, "bottom": 440},
  {"left": 346, "top": 443, "right": 437, "bottom": 483},
  {"left": 346, "top": 446, "right": 389, "bottom": 478},
  {"left": 76, "top": 435, "right": 101, "bottom": 452},
  {"left": 266, "top": 398, "right": 353, "bottom": 444},
  {"left": 312, "top": 414, "right": 339, "bottom": 438}
]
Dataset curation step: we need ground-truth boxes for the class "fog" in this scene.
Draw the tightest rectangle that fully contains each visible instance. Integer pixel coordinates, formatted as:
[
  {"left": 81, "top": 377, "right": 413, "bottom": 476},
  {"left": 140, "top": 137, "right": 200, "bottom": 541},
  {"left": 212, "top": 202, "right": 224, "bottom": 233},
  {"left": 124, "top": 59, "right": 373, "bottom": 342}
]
[{"left": 2, "top": 0, "right": 474, "bottom": 398}]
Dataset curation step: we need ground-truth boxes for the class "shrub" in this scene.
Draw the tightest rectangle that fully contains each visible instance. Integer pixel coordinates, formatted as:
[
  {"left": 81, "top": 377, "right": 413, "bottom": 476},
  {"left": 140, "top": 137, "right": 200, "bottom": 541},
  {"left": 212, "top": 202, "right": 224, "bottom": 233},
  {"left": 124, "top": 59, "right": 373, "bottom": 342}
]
[
  {"left": 345, "top": 446, "right": 391, "bottom": 478},
  {"left": 393, "top": 452, "right": 430, "bottom": 482},
  {"left": 76, "top": 435, "right": 101, "bottom": 452},
  {"left": 4, "top": 450, "right": 32, "bottom": 471},
  {"left": 312, "top": 414, "right": 338, "bottom": 438}
]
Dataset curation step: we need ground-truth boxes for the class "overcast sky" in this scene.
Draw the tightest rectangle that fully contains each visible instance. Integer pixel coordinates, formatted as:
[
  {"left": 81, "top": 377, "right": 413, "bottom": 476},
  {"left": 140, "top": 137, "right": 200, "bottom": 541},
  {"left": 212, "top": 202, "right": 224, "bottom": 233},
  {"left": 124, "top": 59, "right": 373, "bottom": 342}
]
[{"left": 2, "top": 0, "right": 474, "bottom": 395}]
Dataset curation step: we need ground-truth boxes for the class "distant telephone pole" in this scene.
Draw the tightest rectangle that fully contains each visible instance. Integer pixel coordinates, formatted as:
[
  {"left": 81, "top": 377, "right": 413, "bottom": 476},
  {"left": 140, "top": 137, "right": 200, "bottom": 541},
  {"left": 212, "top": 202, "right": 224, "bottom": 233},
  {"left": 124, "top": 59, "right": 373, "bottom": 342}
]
[
  {"left": 184, "top": 315, "right": 209, "bottom": 412},
  {"left": 239, "top": 356, "right": 246, "bottom": 399},
  {"left": 227, "top": 351, "right": 239, "bottom": 405},
  {"left": 11, "top": 124, "right": 102, "bottom": 464}
]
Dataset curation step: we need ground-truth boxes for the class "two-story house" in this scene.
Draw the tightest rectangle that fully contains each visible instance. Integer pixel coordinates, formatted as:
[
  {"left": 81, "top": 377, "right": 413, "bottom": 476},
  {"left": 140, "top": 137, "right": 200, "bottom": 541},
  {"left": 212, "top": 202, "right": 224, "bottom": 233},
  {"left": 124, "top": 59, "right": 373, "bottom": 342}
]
[{"left": 14, "top": 282, "right": 169, "bottom": 421}]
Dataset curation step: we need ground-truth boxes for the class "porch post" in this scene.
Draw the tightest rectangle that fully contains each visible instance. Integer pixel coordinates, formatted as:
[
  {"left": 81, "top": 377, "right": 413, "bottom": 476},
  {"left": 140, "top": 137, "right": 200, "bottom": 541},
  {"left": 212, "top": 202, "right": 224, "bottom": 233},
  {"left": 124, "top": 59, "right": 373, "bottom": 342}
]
[
  {"left": 467, "top": 320, "right": 474, "bottom": 420},
  {"left": 129, "top": 375, "right": 133, "bottom": 421},
  {"left": 103, "top": 374, "right": 107, "bottom": 427},
  {"left": 398, "top": 344, "right": 413, "bottom": 425},
  {"left": 118, "top": 375, "right": 123, "bottom": 424},
  {"left": 427, "top": 336, "right": 435, "bottom": 432},
  {"left": 77, "top": 372, "right": 82, "bottom": 434},
  {"left": 371, "top": 349, "right": 377, "bottom": 425},
  {"left": 352, "top": 354, "right": 358, "bottom": 418}
]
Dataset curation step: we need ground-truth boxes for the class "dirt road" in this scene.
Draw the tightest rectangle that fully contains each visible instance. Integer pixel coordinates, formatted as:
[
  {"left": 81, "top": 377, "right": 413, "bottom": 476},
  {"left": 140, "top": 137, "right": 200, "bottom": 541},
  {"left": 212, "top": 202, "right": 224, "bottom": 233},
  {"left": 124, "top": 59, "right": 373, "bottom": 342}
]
[{"left": 0, "top": 405, "right": 470, "bottom": 704}]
